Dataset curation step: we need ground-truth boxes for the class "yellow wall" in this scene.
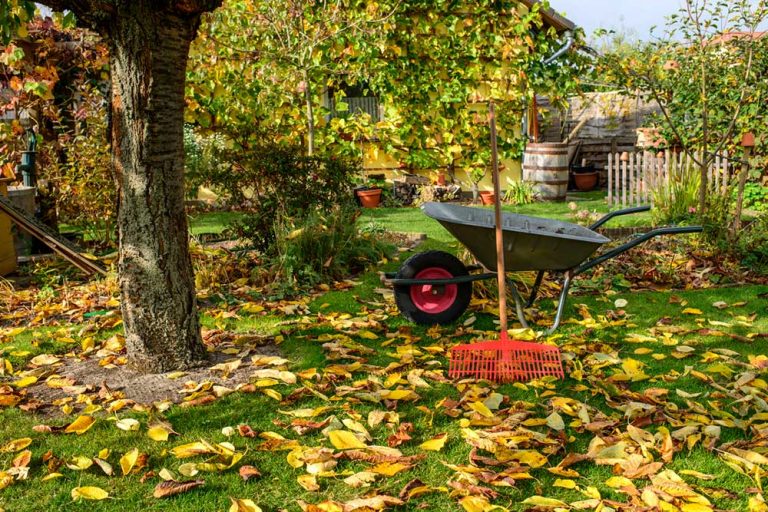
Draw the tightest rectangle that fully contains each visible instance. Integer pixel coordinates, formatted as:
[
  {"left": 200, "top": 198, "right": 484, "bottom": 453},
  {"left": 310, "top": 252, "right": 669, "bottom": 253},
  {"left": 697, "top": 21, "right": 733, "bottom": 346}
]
[{"left": 361, "top": 143, "right": 523, "bottom": 192}]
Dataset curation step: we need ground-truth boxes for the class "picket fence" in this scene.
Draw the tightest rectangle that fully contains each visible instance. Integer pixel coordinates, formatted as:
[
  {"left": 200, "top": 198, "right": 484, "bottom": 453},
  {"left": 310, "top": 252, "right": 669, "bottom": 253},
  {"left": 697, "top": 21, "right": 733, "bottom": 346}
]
[{"left": 606, "top": 151, "right": 733, "bottom": 207}]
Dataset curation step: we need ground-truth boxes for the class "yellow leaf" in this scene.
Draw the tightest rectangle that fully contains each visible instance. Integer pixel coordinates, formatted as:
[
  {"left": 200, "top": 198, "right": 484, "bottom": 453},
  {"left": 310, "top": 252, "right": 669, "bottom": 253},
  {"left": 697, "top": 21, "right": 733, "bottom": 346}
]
[
  {"left": 606, "top": 476, "right": 634, "bottom": 488},
  {"left": 41, "top": 472, "right": 64, "bottom": 481},
  {"left": 229, "top": 498, "right": 262, "bottom": 512},
  {"left": 749, "top": 495, "right": 768, "bottom": 512},
  {"left": 371, "top": 462, "right": 410, "bottom": 476},
  {"left": 66, "top": 456, "right": 93, "bottom": 471},
  {"left": 682, "top": 308, "right": 703, "bottom": 315},
  {"left": 261, "top": 388, "right": 283, "bottom": 401},
  {"left": 120, "top": 448, "right": 139, "bottom": 476},
  {"left": 171, "top": 441, "right": 217, "bottom": 459},
  {"left": 148, "top": 425, "right": 170, "bottom": 442},
  {"left": 469, "top": 401, "right": 494, "bottom": 418},
  {"left": 553, "top": 478, "right": 578, "bottom": 489},
  {"left": 116, "top": 418, "right": 140, "bottom": 431},
  {"left": 0, "top": 438, "right": 32, "bottom": 453},
  {"left": 13, "top": 376, "right": 38, "bottom": 388},
  {"left": 521, "top": 496, "right": 568, "bottom": 507},
  {"left": 71, "top": 486, "right": 109, "bottom": 501},
  {"left": 64, "top": 415, "right": 96, "bottom": 435},
  {"left": 546, "top": 412, "right": 565, "bottom": 431},
  {"left": 30, "top": 354, "right": 60, "bottom": 366},
  {"left": 0, "top": 471, "right": 12, "bottom": 490},
  {"left": 681, "top": 504, "right": 713, "bottom": 512},
  {"left": 419, "top": 433, "right": 448, "bottom": 451},
  {"left": 459, "top": 495, "right": 506, "bottom": 512},
  {"left": 328, "top": 430, "right": 367, "bottom": 450},
  {"left": 298, "top": 474, "right": 320, "bottom": 491}
]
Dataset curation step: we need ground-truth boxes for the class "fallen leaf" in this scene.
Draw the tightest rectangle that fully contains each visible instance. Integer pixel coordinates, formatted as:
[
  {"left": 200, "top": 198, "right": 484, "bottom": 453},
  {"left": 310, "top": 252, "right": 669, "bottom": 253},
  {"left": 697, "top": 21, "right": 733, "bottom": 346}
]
[
  {"left": 328, "top": 430, "right": 367, "bottom": 450},
  {"left": 419, "top": 433, "right": 448, "bottom": 451},
  {"left": 153, "top": 479, "right": 205, "bottom": 498},
  {"left": 229, "top": 498, "right": 262, "bottom": 512},
  {"left": 64, "top": 415, "right": 96, "bottom": 435},
  {"left": 120, "top": 448, "right": 139, "bottom": 476},
  {"left": 71, "top": 486, "right": 109, "bottom": 501}
]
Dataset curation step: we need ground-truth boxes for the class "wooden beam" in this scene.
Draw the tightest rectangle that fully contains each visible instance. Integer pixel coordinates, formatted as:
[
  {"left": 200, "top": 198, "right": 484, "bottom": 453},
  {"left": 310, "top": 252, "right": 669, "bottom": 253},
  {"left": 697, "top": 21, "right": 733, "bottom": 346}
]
[{"left": 0, "top": 195, "right": 106, "bottom": 276}]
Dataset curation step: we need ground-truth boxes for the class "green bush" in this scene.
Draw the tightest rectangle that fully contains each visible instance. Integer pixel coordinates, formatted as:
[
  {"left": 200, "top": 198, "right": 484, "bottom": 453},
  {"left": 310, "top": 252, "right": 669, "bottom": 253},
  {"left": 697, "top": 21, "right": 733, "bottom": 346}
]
[
  {"left": 203, "top": 144, "right": 358, "bottom": 252},
  {"left": 735, "top": 214, "right": 768, "bottom": 270},
  {"left": 503, "top": 178, "right": 536, "bottom": 206},
  {"left": 184, "top": 126, "right": 230, "bottom": 200},
  {"left": 266, "top": 205, "right": 389, "bottom": 291},
  {"left": 650, "top": 158, "right": 700, "bottom": 225},
  {"left": 736, "top": 182, "right": 768, "bottom": 213}
]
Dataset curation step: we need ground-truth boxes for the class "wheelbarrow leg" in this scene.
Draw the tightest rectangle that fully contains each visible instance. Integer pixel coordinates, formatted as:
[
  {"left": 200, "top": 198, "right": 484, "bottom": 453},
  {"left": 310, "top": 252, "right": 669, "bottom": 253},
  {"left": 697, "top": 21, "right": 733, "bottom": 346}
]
[
  {"left": 507, "top": 278, "right": 531, "bottom": 330},
  {"left": 547, "top": 271, "right": 573, "bottom": 335},
  {"left": 526, "top": 271, "right": 546, "bottom": 308}
]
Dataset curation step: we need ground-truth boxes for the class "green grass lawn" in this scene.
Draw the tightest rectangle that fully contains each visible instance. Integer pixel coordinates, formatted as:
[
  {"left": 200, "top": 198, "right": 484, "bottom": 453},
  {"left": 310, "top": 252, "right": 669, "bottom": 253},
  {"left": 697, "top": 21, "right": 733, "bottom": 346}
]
[
  {"left": 1, "top": 194, "right": 766, "bottom": 512},
  {"left": 189, "top": 191, "right": 654, "bottom": 240}
]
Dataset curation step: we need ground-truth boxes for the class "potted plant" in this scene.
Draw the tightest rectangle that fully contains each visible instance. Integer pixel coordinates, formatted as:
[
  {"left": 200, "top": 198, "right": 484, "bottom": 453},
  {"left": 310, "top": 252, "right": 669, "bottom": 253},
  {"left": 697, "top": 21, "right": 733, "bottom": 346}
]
[
  {"left": 468, "top": 167, "right": 486, "bottom": 203},
  {"left": 354, "top": 175, "right": 385, "bottom": 208},
  {"left": 571, "top": 163, "right": 599, "bottom": 191}
]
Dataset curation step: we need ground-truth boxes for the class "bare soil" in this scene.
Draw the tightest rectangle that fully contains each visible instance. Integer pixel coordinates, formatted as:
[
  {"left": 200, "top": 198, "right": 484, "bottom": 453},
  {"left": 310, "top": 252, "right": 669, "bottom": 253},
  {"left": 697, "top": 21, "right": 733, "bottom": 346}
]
[{"left": 22, "top": 340, "right": 282, "bottom": 412}]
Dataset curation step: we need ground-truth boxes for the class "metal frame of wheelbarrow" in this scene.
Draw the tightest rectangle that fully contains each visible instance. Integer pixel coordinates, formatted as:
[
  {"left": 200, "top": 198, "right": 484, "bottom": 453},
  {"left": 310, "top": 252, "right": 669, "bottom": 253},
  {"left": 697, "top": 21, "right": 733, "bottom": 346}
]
[{"left": 384, "top": 205, "right": 703, "bottom": 334}]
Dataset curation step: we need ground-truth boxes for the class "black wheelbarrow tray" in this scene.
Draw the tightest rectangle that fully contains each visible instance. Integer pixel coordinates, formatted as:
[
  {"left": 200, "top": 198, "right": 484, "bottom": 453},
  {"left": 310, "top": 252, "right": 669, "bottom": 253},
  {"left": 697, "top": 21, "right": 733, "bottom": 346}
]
[{"left": 383, "top": 202, "right": 702, "bottom": 333}]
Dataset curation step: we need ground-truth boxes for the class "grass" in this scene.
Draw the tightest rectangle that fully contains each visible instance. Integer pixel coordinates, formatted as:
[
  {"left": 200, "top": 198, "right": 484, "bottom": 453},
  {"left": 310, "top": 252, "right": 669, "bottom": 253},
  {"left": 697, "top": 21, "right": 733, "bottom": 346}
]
[
  {"left": 189, "top": 191, "right": 655, "bottom": 242},
  {"left": 1, "top": 195, "right": 766, "bottom": 511}
]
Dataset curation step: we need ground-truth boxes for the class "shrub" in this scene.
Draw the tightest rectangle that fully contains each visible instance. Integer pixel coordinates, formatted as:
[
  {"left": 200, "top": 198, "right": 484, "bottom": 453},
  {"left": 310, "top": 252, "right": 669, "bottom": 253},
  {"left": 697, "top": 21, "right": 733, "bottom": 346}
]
[
  {"left": 650, "top": 158, "right": 700, "bottom": 225},
  {"left": 204, "top": 144, "right": 358, "bottom": 252},
  {"left": 736, "top": 182, "right": 768, "bottom": 213},
  {"left": 503, "top": 178, "right": 536, "bottom": 206},
  {"left": 266, "top": 205, "right": 389, "bottom": 291},
  {"left": 183, "top": 126, "right": 230, "bottom": 200},
  {"left": 734, "top": 214, "right": 768, "bottom": 270}
]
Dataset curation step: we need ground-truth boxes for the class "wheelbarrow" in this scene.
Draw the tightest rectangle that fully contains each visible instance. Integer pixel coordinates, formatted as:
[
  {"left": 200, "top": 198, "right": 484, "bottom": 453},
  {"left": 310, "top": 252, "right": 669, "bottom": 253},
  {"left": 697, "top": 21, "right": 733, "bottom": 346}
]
[{"left": 384, "top": 202, "right": 702, "bottom": 334}]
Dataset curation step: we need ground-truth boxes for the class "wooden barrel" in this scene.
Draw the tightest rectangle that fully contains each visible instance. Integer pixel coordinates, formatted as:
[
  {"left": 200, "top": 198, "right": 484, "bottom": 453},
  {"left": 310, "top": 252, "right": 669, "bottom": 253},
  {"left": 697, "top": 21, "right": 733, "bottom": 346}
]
[{"left": 522, "top": 142, "right": 569, "bottom": 201}]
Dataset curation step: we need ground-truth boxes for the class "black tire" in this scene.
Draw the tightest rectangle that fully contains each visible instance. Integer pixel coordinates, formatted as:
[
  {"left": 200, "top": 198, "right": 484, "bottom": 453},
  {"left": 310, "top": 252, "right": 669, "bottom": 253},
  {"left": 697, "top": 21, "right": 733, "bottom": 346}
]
[{"left": 394, "top": 250, "right": 472, "bottom": 325}]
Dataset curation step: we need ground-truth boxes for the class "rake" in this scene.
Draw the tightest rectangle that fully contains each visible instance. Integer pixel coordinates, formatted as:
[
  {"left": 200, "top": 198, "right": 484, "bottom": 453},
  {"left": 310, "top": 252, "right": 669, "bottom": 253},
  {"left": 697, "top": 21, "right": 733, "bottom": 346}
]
[{"left": 447, "top": 102, "right": 564, "bottom": 383}]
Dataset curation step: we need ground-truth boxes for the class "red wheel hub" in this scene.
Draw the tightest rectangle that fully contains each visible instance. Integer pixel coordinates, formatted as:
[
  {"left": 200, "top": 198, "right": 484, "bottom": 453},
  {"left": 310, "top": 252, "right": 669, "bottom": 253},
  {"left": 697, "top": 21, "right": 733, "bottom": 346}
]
[{"left": 410, "top": 267, "right": 458, "bottom": 314}]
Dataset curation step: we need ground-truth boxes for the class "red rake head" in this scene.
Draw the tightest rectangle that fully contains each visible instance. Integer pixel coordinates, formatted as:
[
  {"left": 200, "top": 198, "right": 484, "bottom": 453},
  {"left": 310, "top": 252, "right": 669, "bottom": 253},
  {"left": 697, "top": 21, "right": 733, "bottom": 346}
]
[{"left": 448, "top": 339, "right": 564, "bottom": 383}]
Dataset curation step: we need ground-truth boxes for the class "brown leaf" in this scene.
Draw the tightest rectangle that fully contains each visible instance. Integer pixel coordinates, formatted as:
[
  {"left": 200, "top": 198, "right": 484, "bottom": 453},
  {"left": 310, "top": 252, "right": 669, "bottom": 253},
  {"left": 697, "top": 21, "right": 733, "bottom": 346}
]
[
  {"left": 398, "top": 479, "right": 431, "bottom": 501},
  {"left": 447, "top": 481, "right": 499, "bottom": 500},
  {"left": 337, "top": 450, "right": 425, "bottom": 465},
  {"left": 387, "top": 423, "right": 413, "bottom": 448},
  {"left": 153, "top": 479, "right": 205, "bottom": 499},
  {"left": 239, "top": 465, "right": 261, "bottom": 481},
  {"left": 238, "top": 425, "right": 257, "bottom": 438}
]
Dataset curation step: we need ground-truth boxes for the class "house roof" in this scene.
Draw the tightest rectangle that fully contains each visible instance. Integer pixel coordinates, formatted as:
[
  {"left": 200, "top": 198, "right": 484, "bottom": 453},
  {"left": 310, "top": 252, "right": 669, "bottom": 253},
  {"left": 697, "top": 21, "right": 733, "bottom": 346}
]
[
  {"left": 519, "top": 0, "right": 577, "bottom": 33},
  {"left": 708, "top": 31, "right": 768, "bottom": 45}
]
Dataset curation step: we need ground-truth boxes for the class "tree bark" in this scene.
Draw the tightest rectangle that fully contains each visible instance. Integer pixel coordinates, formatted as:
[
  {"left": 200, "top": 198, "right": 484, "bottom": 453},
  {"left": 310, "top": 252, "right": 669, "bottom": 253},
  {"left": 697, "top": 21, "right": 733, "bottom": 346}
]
[{"left": 109, "top": 3, "right": 205, "bottom": 372}]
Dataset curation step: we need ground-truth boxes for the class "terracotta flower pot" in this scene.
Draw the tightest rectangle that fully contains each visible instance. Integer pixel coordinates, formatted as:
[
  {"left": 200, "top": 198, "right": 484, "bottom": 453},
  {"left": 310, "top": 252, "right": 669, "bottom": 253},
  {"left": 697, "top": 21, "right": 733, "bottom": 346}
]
[
  {"left": 573, "top": 171, "right": 599, "bottom": 192},
  {"left": 479, "top": 191, "right": 495, "bottom": 205},
  {"left": 356, "top": 188, "right": 382, "bottom": 208}
]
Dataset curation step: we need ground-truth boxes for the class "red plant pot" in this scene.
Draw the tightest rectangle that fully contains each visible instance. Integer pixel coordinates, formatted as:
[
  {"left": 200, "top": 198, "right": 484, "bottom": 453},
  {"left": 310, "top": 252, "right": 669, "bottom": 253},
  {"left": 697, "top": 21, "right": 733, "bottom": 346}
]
[
  {"left": 356, "top": 188, "right": 382, "bottom": 208},
  {"left": 479, "top": 191, "right": 495, "bottom": 205}
]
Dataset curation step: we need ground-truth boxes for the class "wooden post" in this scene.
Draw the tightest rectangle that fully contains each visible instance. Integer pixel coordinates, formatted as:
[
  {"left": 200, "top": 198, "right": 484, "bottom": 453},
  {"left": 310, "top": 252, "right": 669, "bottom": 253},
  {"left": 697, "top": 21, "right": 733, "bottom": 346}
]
[
  {"left": 607, "top": 153, "right": 613, "bottom": 205},
  {"left": 621, "top": 151, "right": 629, "bottom": 207}
]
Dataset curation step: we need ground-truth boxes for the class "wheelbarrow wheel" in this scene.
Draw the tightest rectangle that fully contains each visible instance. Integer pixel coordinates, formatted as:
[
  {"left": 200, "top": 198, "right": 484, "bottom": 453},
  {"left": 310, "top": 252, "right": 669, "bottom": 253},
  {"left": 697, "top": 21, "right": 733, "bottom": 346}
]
[{"left": 394, "top": 250, "right": 472, "bottom": 325}]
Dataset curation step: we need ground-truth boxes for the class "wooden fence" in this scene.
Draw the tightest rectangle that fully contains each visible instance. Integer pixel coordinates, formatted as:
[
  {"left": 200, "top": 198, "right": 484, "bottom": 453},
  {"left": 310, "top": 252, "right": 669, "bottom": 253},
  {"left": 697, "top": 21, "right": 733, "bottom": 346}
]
[{"left": 607, "top": 151, "right": 733, "bottom": 207}]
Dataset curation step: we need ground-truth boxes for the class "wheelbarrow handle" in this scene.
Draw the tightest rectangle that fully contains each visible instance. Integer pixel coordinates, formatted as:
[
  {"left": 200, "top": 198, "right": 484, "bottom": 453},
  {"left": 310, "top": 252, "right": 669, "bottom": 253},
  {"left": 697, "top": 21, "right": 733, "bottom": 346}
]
[{"left": 589, "top": 205, "right": 652, "bottom": 230}]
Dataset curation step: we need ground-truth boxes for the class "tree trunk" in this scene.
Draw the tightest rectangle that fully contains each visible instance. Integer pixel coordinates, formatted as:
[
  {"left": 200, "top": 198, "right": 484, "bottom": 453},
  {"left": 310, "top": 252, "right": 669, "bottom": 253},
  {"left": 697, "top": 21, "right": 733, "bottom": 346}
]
[
  {"left": 731, "top": 146, "right": 752, "bottom": 238},
  {"left": 304, "top": 69, "right": 315, "bottom": 156},
  {"left": 109, "top": 4, "right": 205, "bottom": 372}
]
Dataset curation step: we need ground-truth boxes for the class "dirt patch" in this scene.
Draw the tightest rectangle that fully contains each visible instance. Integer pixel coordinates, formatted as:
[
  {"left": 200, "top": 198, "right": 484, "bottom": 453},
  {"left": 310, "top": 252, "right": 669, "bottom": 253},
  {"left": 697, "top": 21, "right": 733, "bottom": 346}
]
[{"left": 20, "top": 336, "right": 284, "bottom": 414}]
